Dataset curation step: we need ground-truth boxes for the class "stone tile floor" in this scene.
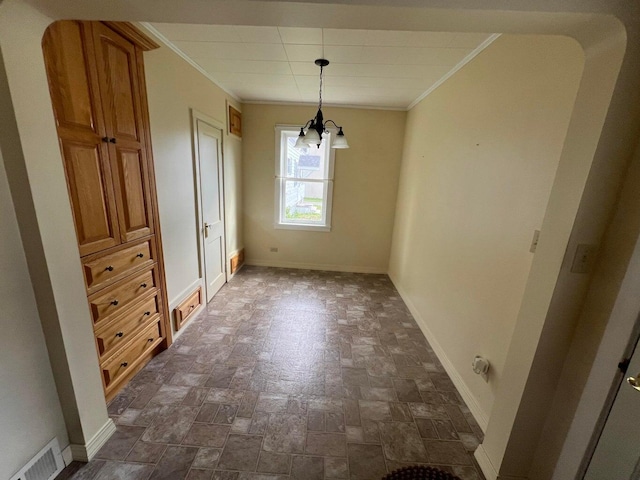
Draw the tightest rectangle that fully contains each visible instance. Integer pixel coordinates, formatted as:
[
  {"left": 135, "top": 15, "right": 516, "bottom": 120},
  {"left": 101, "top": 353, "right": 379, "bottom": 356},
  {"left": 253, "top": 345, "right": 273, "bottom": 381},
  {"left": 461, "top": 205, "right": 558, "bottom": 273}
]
[{"left": 61, "top": 266, "right": 486, "bottom": 480}]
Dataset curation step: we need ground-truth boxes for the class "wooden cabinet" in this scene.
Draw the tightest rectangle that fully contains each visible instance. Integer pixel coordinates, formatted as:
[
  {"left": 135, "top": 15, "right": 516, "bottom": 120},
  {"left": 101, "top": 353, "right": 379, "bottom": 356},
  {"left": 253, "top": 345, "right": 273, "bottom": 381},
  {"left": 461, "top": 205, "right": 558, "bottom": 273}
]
[{"left": 43, "top": 21, "right": 170, "bottom": 400}]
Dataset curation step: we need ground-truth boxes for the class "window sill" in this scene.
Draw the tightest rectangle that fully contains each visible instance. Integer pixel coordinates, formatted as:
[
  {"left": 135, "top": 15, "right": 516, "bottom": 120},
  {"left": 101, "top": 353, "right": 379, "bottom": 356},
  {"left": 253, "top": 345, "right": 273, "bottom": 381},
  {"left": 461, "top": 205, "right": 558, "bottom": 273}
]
[{"left": 274, "top": 223, "right": 331, "bottom": 232}]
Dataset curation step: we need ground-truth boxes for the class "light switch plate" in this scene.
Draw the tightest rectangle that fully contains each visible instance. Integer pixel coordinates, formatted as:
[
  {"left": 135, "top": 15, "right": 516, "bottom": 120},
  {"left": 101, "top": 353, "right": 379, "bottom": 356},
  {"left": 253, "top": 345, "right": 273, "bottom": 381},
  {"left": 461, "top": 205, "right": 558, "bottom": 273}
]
[
  {"left": 530, "top": 230, "right": 541, "bottom": 253},
  {"left": 571, "top": 244, "right": 598, "bottom": 274}
]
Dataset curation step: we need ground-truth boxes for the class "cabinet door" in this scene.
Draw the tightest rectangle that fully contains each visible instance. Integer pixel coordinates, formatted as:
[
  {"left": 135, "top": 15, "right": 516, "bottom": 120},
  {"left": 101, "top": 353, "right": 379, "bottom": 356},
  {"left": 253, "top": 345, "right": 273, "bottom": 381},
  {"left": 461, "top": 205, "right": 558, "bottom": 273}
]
[
  {"left": 43, "top": 21, "right": 121, "bottom": 256},
  {"left": 92, "top": 22, "right": 154, "bottom": 242}
]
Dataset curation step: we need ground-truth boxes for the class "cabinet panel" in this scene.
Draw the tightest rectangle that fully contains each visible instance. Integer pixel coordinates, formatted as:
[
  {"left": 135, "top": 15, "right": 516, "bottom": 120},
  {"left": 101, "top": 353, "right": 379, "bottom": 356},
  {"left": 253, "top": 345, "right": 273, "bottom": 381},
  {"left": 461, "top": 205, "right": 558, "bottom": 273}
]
[
  {"left": 62, "top": 139, "right": 120, "bottom": 255},
  {"left": 95, "top": 294, "right": 160, "bottom": 359},
  {"left": 113, "top": 147, "right": 153, "bottom": 241},
  {"left": 83, "top": 237, "right": 154, "bottom": 293},
  {"left": 89, "top": 266, "right": 157, "bottom": 327},
  {"left": 101, "top": 320, "right": 162, "bottom": 392},
  {"left": 93, "top": 22, "right": 143, "bottom": 143},
  {"left": 43, "top": 21, "right": 101, "bottom": 135}
]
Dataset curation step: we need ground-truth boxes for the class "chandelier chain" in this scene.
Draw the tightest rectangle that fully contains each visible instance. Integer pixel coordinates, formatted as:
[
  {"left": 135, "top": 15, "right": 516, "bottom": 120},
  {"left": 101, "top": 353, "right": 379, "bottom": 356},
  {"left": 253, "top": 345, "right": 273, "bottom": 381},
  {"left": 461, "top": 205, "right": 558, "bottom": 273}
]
[{"left": 318, "top": 65, "right": 323, "bottom": 112}]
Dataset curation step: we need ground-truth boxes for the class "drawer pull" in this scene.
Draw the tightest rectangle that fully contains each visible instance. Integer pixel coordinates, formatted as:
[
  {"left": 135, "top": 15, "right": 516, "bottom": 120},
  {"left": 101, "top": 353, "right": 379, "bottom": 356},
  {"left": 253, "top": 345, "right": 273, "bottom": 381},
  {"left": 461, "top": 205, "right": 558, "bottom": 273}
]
[
  {"left": 188, "top": 305, "right": 195, "bottom": 312},
  {"left": 115, "top": 332, "right": 124, "bottom": 337},
  {"left": 147, "top": 338, "right": 154, "bottom": 342},
  {"left": 120, "top": 361, "right": 128, "bottom": 367},
  {"left": 105, "top": 266, "right": 114, "bottom": 272},
  {"left": 144, "top": 311, "right": 151, "bottom": 316},
  {"left": 140, "top": 283, "right": 147, "bottom": 288},
  {"left": 111, "top": 300, "right": 119, "bottom": 306},
  {"left": 136, "top": 253, "right": 144, "bottom": 258}
]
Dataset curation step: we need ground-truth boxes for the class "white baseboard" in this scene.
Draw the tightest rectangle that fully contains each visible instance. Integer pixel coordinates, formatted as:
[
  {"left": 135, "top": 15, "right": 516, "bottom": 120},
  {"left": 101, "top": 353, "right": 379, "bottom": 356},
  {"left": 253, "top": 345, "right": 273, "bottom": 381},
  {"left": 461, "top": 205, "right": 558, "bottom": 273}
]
[
  {"left": 388, "top": 273, "right": 489, "bottom": 432},
  {"left": 245, "top": 259, "right": 386, "bottom": 274},
  {"left": 70, "top": 418, "right": 116, "bottom": 462},
  {"left": 61, "top": 444, "right": 73, "bottom": 466},
  {"left": 475, "top": 445, "right": 499, "bottom": 480}
]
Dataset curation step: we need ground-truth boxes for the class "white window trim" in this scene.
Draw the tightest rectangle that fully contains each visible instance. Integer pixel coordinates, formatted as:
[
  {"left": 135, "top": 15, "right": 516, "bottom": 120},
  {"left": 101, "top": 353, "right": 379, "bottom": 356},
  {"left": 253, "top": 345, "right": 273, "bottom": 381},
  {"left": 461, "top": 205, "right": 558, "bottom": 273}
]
[{"left": 273, "top": 125, "right": 335, "bottom": 232}]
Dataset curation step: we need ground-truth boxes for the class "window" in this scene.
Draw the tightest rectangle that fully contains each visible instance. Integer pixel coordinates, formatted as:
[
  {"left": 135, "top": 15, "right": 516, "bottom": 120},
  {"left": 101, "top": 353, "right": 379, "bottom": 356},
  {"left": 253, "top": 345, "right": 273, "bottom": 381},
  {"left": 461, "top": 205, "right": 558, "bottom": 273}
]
[{"left": 274, "top": 126, "right": 335, "bottom": 231}]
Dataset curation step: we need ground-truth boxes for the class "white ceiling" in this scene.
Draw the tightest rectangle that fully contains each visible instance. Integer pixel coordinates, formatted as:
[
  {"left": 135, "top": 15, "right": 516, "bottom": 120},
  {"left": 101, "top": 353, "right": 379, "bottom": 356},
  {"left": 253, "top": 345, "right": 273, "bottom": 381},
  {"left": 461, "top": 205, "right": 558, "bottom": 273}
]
[{"left": 149, "top": 23, "right": 496, "bottom": 109}]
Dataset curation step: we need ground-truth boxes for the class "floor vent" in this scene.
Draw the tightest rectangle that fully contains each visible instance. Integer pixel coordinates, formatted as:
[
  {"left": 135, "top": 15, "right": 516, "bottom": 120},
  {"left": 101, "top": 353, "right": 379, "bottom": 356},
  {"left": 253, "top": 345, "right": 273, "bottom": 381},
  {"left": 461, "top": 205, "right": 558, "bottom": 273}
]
[{"left": 10, "top": 438, "right": 65, "bottom": 480}]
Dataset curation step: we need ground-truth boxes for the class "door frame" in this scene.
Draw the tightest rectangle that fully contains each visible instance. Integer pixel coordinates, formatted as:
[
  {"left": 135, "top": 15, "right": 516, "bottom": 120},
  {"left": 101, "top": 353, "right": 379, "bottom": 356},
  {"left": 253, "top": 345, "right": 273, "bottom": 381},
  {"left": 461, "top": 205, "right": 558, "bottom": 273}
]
[
  {"left": 581, "top": 321, "right": 640, "bottom": 477},
  {"left": 191, "top": 108, "right": 228, "bottom": 301}
]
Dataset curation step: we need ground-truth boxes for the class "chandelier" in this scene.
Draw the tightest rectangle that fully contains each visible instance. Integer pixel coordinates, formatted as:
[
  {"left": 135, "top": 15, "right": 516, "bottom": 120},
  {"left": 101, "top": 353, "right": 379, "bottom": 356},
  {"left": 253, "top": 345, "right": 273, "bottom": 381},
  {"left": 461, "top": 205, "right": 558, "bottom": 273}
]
[{"left": 294, "top": 59, "right": 349, "bottom": 149}]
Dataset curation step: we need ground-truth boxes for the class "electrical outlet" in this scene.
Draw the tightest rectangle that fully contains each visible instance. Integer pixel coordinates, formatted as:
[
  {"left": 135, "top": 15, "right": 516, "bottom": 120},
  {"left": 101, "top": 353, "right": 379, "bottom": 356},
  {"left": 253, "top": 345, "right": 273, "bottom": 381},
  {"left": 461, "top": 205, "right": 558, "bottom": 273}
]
[
  {"left": 571, "top": 244, "right": 598, "bottom": 274},
  {"left": 270, "top": 247, "right": 278, "bottom": 253}
]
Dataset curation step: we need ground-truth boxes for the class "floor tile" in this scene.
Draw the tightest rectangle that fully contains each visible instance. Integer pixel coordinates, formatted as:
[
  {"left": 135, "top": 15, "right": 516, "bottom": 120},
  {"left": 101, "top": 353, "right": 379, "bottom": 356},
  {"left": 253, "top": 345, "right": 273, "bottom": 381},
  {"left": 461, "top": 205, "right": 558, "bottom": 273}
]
[
  {"left": 94, "top": 461, "right": 153, "bottom": 480},
  {"left": 192, "top": 447, "right": 222, "bottom": 469},
  {"left": 183, "top": 423, "right": 231, "bottom": 447},
  {"left": 263, "top": 414, "right": 307, "bottom": 453},
  {"left": 217, "top": 434, "right": 263, "bottom": 471},
  {"left": 324, "top": 457, "right": 348, "bottom": 479},
  {"left": 423, "top": 439, "right": 473, "bottom": 465},
  {"left": 142, "top": 405, "right": 199, "bottom": 444},
  {"left": 95, "top": 425, "right": 146, "bottom": 460},
  {"left": 125, "top": 441, "right": 166, "bottom": 463},
  {"left": 379, "top": 422, "right": 429, "bottom": 462},
  {"left": 187, "top": 470, "right": 213, "bottom": 480},
  {"left": 347, "top": 444, "right": 387, "bottom": 480},
  {"left": 304, "top": 432, "right": 347, "bottom": 456},
  {"left": 149, "top": 445, "right": 198, "bottom": 480},
  {"left": 290, "top": 456, "right": 323, "bottom": 480},
  {"left": 257, "top": 452, "right": 291, "bottom": 474}
]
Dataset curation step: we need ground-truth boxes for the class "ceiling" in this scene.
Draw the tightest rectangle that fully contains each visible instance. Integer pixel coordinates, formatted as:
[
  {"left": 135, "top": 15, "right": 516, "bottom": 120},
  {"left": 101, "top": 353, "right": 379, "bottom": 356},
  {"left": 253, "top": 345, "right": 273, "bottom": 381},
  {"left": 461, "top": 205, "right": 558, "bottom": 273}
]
[{"left": 148, "top": 23, "right": 496, "bottom": 109}]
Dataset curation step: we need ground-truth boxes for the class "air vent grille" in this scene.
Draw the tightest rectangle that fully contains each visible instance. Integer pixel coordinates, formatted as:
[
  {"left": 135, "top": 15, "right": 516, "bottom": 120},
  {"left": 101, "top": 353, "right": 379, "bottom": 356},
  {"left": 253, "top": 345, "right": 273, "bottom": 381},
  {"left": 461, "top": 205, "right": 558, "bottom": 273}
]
[{"left": 9, "top": 438, "right": 64, "bottom": 480}]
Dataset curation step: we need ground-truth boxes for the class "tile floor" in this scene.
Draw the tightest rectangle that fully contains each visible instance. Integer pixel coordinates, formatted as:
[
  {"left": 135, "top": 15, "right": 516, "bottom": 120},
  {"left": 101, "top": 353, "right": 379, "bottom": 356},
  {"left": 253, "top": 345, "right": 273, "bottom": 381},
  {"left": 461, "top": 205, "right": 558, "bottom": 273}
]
[{"left": 62, "top": 266, "right": 486, "bottom": 480}]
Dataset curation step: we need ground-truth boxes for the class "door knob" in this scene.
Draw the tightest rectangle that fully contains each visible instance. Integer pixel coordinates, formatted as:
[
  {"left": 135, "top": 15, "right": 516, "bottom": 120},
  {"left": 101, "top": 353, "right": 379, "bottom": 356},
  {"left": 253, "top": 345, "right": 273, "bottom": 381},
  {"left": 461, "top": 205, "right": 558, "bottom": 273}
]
[
  {"left": 627, "top": 376, "right": 640, "bottom": 391},
  {"left": 204, "top": 222, "right": 210, "bottom": 238}
]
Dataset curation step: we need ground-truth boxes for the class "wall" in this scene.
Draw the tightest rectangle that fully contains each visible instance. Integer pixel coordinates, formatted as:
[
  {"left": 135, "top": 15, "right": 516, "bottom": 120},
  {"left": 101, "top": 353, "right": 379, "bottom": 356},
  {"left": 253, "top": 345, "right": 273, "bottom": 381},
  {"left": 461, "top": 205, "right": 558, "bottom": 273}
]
[
  {"left": 243, "top": 104, "right": 406, "bottom": 273},
  {"left": 389, "top": 35, "right": 584, "bottom": 424},
  {"left": 0, "top": 0, "right": 112, "bottom": 458},
  {"left": 0, "top": 149, "right": 68, "bottom": 478},
  {"left": 142, "top": 34, "right": 243, "bottom": 336}
]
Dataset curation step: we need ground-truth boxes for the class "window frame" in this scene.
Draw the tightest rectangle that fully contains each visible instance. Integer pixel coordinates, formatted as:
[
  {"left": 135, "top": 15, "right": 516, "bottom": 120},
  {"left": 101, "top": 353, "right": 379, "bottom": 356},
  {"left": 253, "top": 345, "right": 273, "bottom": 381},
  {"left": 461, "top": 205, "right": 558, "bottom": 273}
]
[{"left": 274, "top": 125, "right": 335, "bottom": 232}]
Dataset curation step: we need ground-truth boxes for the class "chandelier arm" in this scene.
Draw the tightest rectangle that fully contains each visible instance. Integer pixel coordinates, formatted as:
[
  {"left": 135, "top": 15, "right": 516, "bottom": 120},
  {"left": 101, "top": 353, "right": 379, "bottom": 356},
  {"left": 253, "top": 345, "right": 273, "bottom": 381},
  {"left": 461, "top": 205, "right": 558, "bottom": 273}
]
[{"left": 323, "top": 119, "right": 341, "bottom": 130}]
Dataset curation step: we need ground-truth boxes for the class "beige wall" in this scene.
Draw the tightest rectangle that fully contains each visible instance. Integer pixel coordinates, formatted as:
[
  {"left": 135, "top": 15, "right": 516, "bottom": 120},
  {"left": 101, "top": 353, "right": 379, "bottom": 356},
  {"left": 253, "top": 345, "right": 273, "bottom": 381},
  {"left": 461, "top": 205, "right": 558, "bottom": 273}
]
[
  {"left": 243, "top": 104, "right": 405, "bottom": 273},
  {"left": 389, "top": 35, "right": 584, "bottom": 424},
  {"left": 0, "top": 149, "right": 68, "bottom": 478},
  {"left": 0, "top": 0, "right": 112, "bottom": 456},
  {"left": 143, "top": 35, "right": 243, "bottom": 334}
]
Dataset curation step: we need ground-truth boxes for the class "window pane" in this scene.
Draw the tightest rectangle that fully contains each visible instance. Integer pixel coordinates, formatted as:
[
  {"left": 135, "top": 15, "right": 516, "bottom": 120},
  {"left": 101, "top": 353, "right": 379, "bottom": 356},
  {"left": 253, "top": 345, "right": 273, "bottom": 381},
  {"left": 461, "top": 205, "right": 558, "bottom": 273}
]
[
  {"left": 285, "top": 133, "right": 329, "bottom": 179},
  {"left": 282, "top": 180, "right": 326, "bottom": 223}
]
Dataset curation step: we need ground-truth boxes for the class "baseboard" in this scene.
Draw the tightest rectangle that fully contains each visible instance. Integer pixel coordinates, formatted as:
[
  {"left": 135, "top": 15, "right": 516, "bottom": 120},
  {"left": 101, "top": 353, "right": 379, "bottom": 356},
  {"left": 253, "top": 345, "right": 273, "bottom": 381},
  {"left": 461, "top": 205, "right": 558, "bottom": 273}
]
[
  {"left": 69, "top": 418, "right": 116, "bottom": 462},
  {"left": 475, "top": 445, "right": 499, "bottom": 480},
  {"left": 61, "top": 444, "right": 73, "bottom": 466},
  {"left": 388, "top": 273, "right": 489, "bottom": 432},
  {"left": 245, "top": 259, "right": 386, "bottom": 274}
]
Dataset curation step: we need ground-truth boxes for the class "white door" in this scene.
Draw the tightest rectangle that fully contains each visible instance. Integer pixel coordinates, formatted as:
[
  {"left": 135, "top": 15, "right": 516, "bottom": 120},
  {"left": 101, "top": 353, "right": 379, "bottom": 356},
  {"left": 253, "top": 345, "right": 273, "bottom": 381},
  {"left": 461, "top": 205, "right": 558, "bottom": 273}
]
[
  {"left": 197, "top": 120, "right": 226, "bottom": 302},
  {"left": 585, "top": 338, "right": 640, "bottom": 479}
]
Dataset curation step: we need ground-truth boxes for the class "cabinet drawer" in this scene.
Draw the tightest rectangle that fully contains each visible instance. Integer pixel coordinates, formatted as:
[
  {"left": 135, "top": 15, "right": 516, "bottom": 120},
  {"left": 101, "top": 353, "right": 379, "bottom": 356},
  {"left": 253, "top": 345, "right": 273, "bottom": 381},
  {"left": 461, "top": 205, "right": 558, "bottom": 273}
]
[
  {"left": 101, "top": 320, "right": 162, "bottom": 389},
  {"left": 95, "top": 294, "right": 161, "bottom": 358},
  {"left": 83, "top": 238, "right": 154, "bottom": 293},
  {"left": 175, "top": 287, "right": 202, "bottom": 331},
  {"left": 89, "top": 266, "right": 157, "bottom": 326}
]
